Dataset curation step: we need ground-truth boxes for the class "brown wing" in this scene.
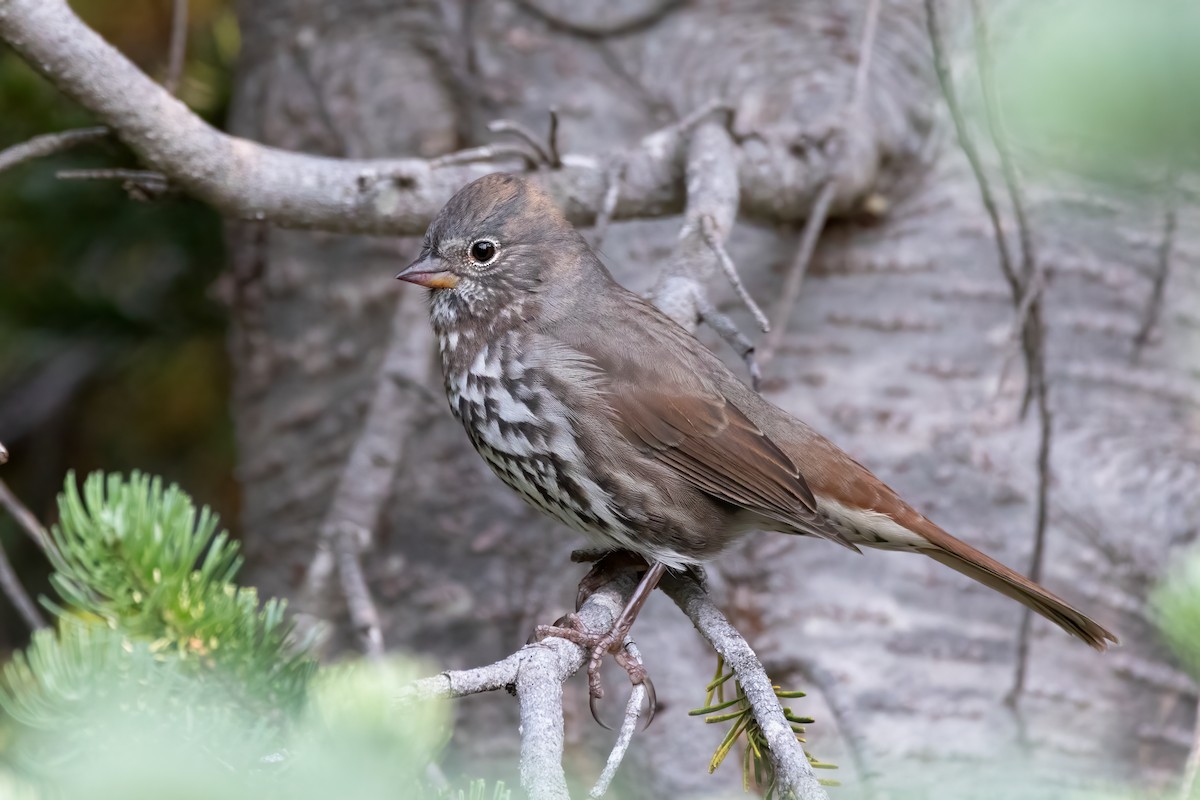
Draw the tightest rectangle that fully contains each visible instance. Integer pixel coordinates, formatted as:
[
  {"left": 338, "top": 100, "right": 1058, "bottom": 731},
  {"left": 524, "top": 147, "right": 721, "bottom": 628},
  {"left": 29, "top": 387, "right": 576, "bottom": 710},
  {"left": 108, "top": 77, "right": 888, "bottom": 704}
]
[{"left": 608, "top": 384, "right": 856, "bottom": 550}]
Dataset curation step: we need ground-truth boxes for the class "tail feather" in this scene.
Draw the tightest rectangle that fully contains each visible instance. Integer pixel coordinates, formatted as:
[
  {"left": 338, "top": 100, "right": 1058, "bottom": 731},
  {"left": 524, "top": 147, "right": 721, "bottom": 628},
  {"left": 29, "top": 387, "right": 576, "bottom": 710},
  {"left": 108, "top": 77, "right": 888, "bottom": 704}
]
[{"left": 922, "top": 536, "right": 1117, "bottom": 650}]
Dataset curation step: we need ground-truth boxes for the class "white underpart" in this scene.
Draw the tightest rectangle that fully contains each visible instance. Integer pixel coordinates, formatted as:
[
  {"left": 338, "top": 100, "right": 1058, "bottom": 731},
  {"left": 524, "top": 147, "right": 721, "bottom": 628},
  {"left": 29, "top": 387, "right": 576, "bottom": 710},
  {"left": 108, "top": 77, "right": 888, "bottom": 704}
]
[{"left": 816, "top": 496, "right": 930, "bottom": 551}]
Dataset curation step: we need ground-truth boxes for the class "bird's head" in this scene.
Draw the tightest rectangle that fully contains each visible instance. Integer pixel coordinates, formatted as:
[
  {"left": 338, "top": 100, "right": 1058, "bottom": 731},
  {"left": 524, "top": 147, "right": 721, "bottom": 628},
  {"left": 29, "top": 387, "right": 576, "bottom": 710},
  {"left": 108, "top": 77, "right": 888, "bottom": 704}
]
[{"left": 397, "top": 174, "right": 595, "bottom": 322}]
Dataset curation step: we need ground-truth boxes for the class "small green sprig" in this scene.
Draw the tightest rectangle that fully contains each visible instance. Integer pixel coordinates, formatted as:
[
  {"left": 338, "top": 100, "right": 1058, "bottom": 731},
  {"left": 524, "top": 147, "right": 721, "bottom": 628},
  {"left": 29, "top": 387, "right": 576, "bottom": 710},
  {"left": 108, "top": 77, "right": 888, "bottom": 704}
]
[{"left": 689, "top": 654, "right": 838, "bottom": 797}]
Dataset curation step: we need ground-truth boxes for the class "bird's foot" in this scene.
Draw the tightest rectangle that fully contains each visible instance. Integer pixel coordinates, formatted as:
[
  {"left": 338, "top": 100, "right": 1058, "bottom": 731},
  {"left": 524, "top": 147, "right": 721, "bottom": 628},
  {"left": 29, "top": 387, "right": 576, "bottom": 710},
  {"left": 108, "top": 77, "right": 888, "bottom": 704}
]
[
  {"left": 532, "top": 611, "right": 656, "bottom": 730},
  {"left": 569, "top": 549, "right": 650, "bottom": 611}
]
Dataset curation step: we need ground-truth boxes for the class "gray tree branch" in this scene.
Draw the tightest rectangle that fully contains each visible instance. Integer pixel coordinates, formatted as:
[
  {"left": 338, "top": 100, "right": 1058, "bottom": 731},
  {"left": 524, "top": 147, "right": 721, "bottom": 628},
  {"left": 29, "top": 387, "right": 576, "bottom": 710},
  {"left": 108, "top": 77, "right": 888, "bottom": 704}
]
[{"left": 0, "top": 0, "right": 845, "bottom": 238}]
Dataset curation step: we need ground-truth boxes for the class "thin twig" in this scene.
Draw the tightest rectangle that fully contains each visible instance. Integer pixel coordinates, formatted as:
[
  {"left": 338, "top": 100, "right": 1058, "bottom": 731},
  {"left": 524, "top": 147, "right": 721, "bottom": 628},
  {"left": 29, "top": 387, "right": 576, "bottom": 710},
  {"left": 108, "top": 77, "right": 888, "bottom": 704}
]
[
  {"left": 590, "top": 640, "right": 646, "bottom": 799},
  {"left": 591, "top": 159, "right": 625, "bottom": 249},
  {"left": 331, "top": 521, "right": 384, "bottom": 661},
  {"left": 0, "top": 127, "right": 108, "bottom": 175},
  {"left": 851, "top": 0, "right": 883, "bottom": 109},
  {"left": 0, "top": 478, "right": 52, "bottom": 553},
  {"left": 759, "top": 179, "right": 836, "bottom": 365},
  {"left": 964, "top": 0, "right": 1053, "bottom": 714},
  {"left": 428, "top": 142, "right": 540, "bottom": 170},
  {"left": 0, "top": 536, "right": 45, "bottom": 631},
  {"left": 547, "top": 107, "right": 562, "bottom": 168},
  {"left": 697, "top": 295, "right": 762, "bottom": 391},
  {"left": 295, "top": 292, "right": 431, "bottom": 658},
  {"left": 760, "top": 0, "right": 879, "bottom": 367},
  {"left": 663, "top": 574, "right": 830, "bottom": 800},
  {"left": 164, "top": 0, "right": 188, "bottom": 95},
  {"left": 511, "top": 0, "right": 683, "bottom": 40},
  {"left": 57, "top": 168, "right": 171, "bottom": 201},
  {"left": 924, "top": 0, "right": 1020, "bottom": 297},
  {"left": 1133, "top": 178, "right": 1178, "bottom": 360},
  {"left": 488, "top": 120, "right": 555, "bottom": 168},
  {"left": 1180, "top": 697, "right": 1200, "bottom": 800},
  {"left": 700, "top": 214, "right": 769, "bottom": 332}
]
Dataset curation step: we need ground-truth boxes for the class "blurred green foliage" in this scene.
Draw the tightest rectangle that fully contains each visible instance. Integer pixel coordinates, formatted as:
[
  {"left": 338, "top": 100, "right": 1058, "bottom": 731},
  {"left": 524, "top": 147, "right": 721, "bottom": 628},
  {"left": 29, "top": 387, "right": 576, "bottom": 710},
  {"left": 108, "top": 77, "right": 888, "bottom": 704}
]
[
  {"left": 993, "top": 0, "right": 1200, "bottom": 181},
  {"left": 0, "top": 472, "right": 505, "bottom": 800},
  {"left": 0, "top": 0, "right": 239, "bottom": 652}
]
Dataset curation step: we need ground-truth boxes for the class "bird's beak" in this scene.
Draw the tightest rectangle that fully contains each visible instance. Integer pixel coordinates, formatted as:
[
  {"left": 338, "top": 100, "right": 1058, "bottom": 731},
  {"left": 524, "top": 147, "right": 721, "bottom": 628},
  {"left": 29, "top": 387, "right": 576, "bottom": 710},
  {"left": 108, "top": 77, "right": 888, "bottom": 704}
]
[{"left": 396, "top": 254, "right": 459, "bottom": 289}]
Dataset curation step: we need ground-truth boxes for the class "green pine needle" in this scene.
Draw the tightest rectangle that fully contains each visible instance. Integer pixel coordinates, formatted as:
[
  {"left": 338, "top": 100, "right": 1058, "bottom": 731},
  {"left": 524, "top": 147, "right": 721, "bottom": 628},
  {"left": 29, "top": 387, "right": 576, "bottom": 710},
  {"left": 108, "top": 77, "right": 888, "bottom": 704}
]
[{"left": 689, "top": 654, "right": 837, "bottom": 797}]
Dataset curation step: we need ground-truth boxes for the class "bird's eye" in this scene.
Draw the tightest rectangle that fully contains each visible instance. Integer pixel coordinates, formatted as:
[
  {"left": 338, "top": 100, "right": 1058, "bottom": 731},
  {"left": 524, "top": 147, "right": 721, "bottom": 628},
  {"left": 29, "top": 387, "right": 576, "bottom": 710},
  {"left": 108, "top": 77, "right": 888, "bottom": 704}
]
[{"left": 468, "top": 239, "right": 498, "bottom": 265}]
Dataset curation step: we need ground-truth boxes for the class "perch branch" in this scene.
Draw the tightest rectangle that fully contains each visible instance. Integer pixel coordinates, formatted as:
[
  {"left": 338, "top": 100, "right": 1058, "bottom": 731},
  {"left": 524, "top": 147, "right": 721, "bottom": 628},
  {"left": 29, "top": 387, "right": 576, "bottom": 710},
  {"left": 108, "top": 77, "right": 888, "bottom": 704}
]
[
  {"left": 399, "top": 567, "right": 818, "bottom": 798},
  {"left": 663, "top": 574, "right": 830, "bottom": 800},
  {"left": 295, "top": 291, "right": 432, "bottom": 658},
  {"left": 398, "top": 569, "right": 642, "bottom": 800},
  {"left": 589, "top": 640, "right": 646, "bottom": 799},
  {"left": 0, "top": 127, "right": 108, "bottom": 175}
]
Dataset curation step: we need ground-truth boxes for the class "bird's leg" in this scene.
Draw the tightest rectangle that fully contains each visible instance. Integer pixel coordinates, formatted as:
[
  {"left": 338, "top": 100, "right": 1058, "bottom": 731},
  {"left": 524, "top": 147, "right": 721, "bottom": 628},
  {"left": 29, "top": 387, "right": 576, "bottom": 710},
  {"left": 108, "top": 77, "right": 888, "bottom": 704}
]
[
  {"left": 572, "top": 549, "right": 650, "bottom": 611},
  {"left": 532, "top": 558, "right": 667, "bottom": 728}
]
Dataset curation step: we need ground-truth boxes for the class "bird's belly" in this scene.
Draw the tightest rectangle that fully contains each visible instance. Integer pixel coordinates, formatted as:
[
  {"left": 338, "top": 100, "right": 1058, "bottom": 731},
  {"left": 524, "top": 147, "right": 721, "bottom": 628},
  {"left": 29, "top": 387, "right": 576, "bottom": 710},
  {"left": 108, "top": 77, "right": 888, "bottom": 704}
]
[{"left": 444, "top": 364, "right": 629, "bottom": 543}]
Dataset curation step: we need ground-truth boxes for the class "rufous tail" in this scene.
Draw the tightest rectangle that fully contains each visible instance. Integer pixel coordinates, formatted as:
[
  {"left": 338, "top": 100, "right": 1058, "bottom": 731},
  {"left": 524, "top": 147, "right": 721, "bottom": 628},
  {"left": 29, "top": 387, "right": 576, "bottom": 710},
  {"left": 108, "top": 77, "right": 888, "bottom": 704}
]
[{"left": 918, "top": 523, "right": 1117, "bottom": 650}]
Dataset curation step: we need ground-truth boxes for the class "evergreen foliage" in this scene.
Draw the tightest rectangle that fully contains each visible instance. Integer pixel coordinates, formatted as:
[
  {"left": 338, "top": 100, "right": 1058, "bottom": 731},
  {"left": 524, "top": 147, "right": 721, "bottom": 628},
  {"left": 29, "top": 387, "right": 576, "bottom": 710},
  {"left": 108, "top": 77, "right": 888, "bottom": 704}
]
[{"left": 0, "top": 471, "right": 509, "bottom": 800}]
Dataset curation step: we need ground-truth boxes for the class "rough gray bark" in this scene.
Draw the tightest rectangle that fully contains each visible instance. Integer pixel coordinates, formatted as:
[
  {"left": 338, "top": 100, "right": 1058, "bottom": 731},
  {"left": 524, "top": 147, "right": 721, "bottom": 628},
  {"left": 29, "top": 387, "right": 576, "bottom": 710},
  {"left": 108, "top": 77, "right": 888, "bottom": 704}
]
[{"left": 4, "top": 0, "right": 1195, "bottom": 796}]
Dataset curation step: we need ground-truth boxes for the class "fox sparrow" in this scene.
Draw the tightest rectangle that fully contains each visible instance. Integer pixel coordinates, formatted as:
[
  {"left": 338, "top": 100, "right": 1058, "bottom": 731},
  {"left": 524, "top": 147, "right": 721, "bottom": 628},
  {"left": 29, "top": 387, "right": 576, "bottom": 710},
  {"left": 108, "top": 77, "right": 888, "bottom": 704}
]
[{"left": 398, "top": 173, "right": 1116, "bottom": 720}]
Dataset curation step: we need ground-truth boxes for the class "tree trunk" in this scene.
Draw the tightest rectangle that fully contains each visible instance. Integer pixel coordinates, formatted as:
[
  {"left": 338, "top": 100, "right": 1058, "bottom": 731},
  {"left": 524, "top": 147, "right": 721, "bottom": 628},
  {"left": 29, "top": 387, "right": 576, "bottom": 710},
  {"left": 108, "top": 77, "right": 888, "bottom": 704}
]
[{"left": 226, "top": 0, "right": 1199, "bottom": 796}]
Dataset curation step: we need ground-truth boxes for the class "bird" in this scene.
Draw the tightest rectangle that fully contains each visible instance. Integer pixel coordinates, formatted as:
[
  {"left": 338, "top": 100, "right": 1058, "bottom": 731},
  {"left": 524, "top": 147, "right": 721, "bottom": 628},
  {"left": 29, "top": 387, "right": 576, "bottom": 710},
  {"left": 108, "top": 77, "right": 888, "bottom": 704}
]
[{"left": 397, "top": 172, "right": 1117, "bottom": 721}]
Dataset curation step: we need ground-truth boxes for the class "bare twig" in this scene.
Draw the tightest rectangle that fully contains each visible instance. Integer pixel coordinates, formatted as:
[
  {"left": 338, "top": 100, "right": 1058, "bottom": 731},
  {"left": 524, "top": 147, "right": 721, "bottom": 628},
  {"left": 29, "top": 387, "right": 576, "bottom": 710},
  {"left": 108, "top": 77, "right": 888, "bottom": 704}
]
[
  {"left": 662, "top": 574, "right": 830, "bottom": 800},
  {"left": 697, "top": 295, "right": 763, "bottom": 391},
  {"left": 57, "top": 168, "right": 171, "bottom": 200},
  {"left": 0, "top": 127, "right": 108, "bottom": 175},
  {"left": 924, "top": 0, "right": 1019, "bottom": 297},
  {"left": 428, "top": 142, "right": 541, "bottom": 170},
  {"left": 0, "top": 478, "right": 52, "bottom": 554},
  {"left": 547, "top": 107, "right": 562, "bottom": 168},
  {"left": 650, "top": 119, "right": 738, "bottom": 323},
  {"left": 164, "top": 0, "right": 188, "bottom": 95},
  {"left": 0, "top": 458, "right": 49, "bottom": 632},
  {"left": 488, "top": 119, "right": 556, "bottom": 168},
  {"left": 0, "top": 536, "right": 45, "bottom": 631},
  {"left": 961, "top": 0, "right": 1053, "bottom": 714},
  {"left": 759, "top": 179, "right": 836, "bottom": 365},
  {"left": 759, "top": 0, "right": 879, "bottom": 367},
  {"left": 589, "top": 640, "right": 646, "bottom": 799},
  {"left": 295, "top": 291, "right": 433, "bottom": 658},
  {"left": 700, "top": 214, "right": 769, "bottom": 332},
  {"left": 591, "top": 159, "right": 625, "bottom": 249},
  {"left": 1133, "top": 178, "right": 1178, "bottom": 360},
  {"left": 511, "top": 0, "right": 684, "bottom": 40},
  {"left": 1181, "top": 697, "right": 1200, "bottom": 800}
]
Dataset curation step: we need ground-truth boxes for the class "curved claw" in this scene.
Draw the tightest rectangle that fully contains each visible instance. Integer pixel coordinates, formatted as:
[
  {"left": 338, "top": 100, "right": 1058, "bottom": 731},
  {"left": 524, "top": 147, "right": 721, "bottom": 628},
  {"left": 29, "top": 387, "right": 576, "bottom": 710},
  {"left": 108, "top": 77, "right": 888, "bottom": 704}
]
[
  {"left": 590, "top": 691, "right": 614, "bottom": 731},
  {"left": 639, "top": 674, "right": 658, "bottom": 730}
]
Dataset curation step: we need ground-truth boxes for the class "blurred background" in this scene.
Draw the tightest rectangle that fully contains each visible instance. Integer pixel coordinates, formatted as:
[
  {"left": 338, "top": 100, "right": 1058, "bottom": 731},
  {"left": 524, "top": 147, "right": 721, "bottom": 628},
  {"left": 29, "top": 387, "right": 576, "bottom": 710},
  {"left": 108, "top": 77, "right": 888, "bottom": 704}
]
[
  {"left": 0, "top": 0, "right": 237, "bottom": 655},
  {"left": 2, "top": 1, "right": 1200, "bottom": 798}
]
